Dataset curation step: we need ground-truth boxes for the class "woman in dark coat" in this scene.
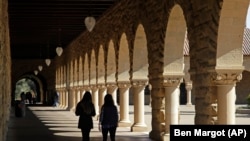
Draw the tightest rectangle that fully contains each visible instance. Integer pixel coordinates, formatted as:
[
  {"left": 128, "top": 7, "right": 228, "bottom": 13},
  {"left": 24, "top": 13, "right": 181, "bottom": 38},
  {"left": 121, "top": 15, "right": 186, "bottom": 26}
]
[
  {"left": 75, "top": 91, "right": 96, "bottom": 141},
  {"left": 99, "top": 94, "right": 119, "bottom": 141}
]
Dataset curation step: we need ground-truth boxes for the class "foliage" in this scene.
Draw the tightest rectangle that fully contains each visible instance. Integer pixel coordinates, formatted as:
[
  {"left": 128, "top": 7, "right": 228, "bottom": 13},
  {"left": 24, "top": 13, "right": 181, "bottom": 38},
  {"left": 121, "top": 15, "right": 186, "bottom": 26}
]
[{"left": 247, "top": 94, "right": 250, "bottom": 106}]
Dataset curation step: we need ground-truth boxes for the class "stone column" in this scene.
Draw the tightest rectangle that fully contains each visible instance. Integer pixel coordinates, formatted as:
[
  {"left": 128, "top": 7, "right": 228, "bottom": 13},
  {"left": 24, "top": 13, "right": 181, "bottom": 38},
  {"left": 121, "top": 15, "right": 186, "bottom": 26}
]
[
  {"left": 65, "top": 90, "right": 69, "bottom": 109},
  {"left": 212, "top": 71, "right": 242, "bottom": 124},
  {"left": 162, "top": 76, "right": 182, "bottom": 140},
  {"left": 57, "top": 89, "right": 63, "bottom": 107},
  {"left": 75, "top": 87, "right": 81, "bottom": 105},
  {"left": 98, "top": 84, "right": 107, "bottom": 112},
  {"left": 131, "top": 80, "right": 148, "bottom": 132},
  {"left": 72, "top": 87, "right": 78, "bottom": 111},
  {"left": 107, "top": 82, "right": 118, "bottom": 105},
  {"left": 80, "top": 88, "right": 85, "bottom": 99},
  {"left": 63, "top": 90, "right": 67, "bottom": 108},
  {"left": 185, "top": 82, "right": 192, "bottom": 106},
  {"left": 91, "top": 85, "right": 99, "bottom": 120},
  {"left": 68, "top": 88, "right": 76, "bottom": 111},
  {"left": 117, "top": 82, "right": 131, "bottom": 127}
]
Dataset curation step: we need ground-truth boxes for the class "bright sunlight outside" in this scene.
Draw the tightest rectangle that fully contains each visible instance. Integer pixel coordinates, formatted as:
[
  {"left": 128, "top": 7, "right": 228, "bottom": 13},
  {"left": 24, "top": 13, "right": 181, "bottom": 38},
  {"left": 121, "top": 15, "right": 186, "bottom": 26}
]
[{"left": 247, "top": 7, "right": 250, "bottom": 28}]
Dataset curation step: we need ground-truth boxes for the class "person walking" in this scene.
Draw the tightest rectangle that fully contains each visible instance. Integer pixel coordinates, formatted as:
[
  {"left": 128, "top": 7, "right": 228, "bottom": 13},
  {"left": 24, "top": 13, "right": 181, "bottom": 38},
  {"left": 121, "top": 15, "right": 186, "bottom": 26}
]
[
  {"left": 99, "top": 94, "right": 119, "bottom": 141},
  {"left": 75, "top": 91, "right": 96, "bottom": 141}
]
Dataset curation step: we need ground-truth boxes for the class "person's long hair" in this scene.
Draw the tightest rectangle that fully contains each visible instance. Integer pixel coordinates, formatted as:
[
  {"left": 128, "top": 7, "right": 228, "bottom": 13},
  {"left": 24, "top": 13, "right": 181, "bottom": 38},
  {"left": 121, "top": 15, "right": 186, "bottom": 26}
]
[
  {"left": 80, "top": 91, "right": 93, "bottom": 115},
  {"left": 103, "top": 94, "right": 114, "bottom": 107}
]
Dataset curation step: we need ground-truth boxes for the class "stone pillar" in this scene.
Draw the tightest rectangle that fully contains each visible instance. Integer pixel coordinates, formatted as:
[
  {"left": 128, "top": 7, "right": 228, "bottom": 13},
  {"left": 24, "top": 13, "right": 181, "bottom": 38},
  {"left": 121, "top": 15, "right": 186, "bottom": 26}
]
[
  {"left": 60, "top": 90, "right": 64, "bottom": 108},
  {"left": 217, "top": 85, "right": 236, "bottom": 124},
  {"left": 91, "top": 86, "right": 99, "bottom": 120},
  {"left": 131, "top": 80, "right": 148, "bottom": 132},
  {"left": 149, "top": 86, "right": 165, "bottom": 141},
  {"left": 162, "top": 76, "right": 182, "bottom": 140},
  {"left": 74, "top": 87, "right": 81, "bottom": 110},
  {"left": 98, "top": 84, "right": 107, "bottom": 112},
  {"left": 72, "top": 87, "right": 78, "bottom": 111},
  {"left": 68, "top": 88, "right": 76, "bottom": 111},
  {"left": 107, "top": 82, "right": 118, "bottom": 105},
  {"left": 80, "top": 88, "right": 85, "bottom": 99},
  {"left": 185, "top": 82, "right": 192, "bottom": 106},
  {"left": 75, "top": 87, "right": 81, "bottom": 105},
  {"left": 117, "top": 82, "right": 131, "bottom": 127},
  {"left": 212, "top": 71, "right": 242, "bottom": 124},
  {"left": 65, "top": 90, "right": 69, "bottom": 109}
]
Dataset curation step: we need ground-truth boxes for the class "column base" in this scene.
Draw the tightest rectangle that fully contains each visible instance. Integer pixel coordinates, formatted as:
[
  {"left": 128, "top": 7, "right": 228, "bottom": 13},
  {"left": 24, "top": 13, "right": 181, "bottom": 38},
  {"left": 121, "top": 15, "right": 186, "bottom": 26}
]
[
  {"left": 162, "top": 133, "right": 170, "bottom": 141},
  {"left": 70, "top": 107, "right": 75, "bottom": 112},
  {"left": 186, "top": 103, "right": 193, "bottom": 106},
  {"left": 60, "top": 105, "right": 67, "bottom": 109},
  {"left": 131, "top": 123, "right": 148, "bottom": 132},
  {"left": 118, "top": 121, "right": 131, "bottom": 127},
  {"left": 93, "top": 115, "right": 99, "bottom": 121},
  {"left": 149, "top": 130, "right": 164, "bottom": 141}
]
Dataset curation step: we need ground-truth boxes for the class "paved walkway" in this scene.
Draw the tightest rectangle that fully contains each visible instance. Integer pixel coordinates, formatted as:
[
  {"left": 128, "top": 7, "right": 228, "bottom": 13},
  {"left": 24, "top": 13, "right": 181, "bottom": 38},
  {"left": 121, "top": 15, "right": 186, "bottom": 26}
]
[{"left": 6, "top": 104, "right": 250, "bottom": 141}]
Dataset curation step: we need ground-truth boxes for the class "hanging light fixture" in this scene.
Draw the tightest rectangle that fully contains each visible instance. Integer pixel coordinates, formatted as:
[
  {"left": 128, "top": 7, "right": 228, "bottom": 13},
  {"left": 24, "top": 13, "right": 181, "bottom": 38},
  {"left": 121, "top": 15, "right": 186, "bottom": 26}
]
[
  {"left": 45, "top": 42, "right": 51, "bottom": 66},
  {"left": 84, "top": 0, "right": 96, "bottom": 32},
  {"left": 34, "top": 70, "right": 38, "bottom": 75},
  {"left": 85, "top": 16, "right": 96, "bottom": 32},
  {"left": 38, "top": 46, "right": 43, "bottom": 71},
  {"left": 45, "top": 59, "right": 51, "bottom": 66},
  {"left": 38, "top": 65, "right": 43, "bottom": 71},
  {"left": 56, "top": 28, "right": 63, "bottom": 56},
  {"left": 56, "top": 47, "right": 63, "bottom": 56}
]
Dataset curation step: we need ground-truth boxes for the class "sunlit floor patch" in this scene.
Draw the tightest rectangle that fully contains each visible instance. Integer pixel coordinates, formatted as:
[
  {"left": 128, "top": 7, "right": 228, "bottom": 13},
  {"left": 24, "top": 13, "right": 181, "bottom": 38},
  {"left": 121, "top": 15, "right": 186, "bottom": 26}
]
[
  {"left": 53, "top": 131, "right": 82, "bottom": 137},
  {"left": 44, "top": 123, "right": 76, "bottom": 127},
  {"left": 49, "top": 127, "right": 80, "bottom": 131}
]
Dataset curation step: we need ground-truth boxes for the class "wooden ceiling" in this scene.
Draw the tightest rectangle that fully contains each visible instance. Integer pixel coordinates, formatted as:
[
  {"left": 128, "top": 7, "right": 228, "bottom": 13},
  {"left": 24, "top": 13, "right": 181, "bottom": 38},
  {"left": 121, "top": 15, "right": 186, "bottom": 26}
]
[{"left": 8, "top": 0, "right": 117, "bottom": 59}]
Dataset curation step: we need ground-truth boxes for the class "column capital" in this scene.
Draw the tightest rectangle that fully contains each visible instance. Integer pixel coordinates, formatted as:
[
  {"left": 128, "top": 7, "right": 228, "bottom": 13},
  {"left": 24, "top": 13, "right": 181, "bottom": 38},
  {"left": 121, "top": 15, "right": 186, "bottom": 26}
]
[
  {"left": 98, "top": 84, "right": 106, "bottom": 89},
  {"left": 82, "top": 85, "right": 90, "bottom": 91},
  {"left": 90, "top": 85, "right": 98, "bottom": 91},
  {"left": 106, "top": 82, "right": 118, "bottom": 93},
  {"left": 162, "top": 75, "right": 183, "bottom": 87},
  {"left": 117, "top": 81, "right": 131, "bottom": 88},
  {"left": 211, "top": 71, "right": 242, "bottom": 85},
  {"left": 106, "top": 82, "right": 117, "bottom": 88},
  {"left": 70, "top": 86, "right": 76, "bottom": 90},
  {"left": 131, "top": 79, "right": 148, "bottom": 87},
  {"left": 74, "top": 86, "right": 81, "bottom": 91},
  {"left": 185, "top": 82, "right": 192, "bottom": 90}
]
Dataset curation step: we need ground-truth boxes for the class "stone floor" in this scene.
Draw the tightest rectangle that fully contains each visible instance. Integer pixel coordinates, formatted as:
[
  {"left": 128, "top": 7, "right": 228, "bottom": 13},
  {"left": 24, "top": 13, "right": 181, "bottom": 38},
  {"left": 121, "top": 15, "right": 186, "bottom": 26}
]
[{"left": 6, "top": 104, "right": 250, "bottom": 141}]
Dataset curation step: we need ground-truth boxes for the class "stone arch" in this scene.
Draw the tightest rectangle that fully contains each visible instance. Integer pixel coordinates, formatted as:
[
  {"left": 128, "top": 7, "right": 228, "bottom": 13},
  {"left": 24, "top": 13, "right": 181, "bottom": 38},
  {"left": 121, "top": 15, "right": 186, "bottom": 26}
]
[
  {"left": 78, "top": 56, "right": 83, "bottom": 86},
  {"left": 63, "top": 64, "right": 67, "bottom": 88},
  {"left": 216, "top": 0, "right": 247, "bottom": 69},
  {"left": 164, "top": 5, "right": 187, "bottom": 108},
  {"left": 74, "top": 58, "right": 78, "bottom": 86},
  {"left": 106, "top": 40, "right": 116, "bottom": 83},
  {"left": 69, "top": 60, "right": 74, "bottom": 87},
  {"left": 83, "top": 52, "right": 89, "bottom": 86},
  {"left": 132, "top": 24, "right": 148, "bottom": 80},
  {"left": 164, "top": 4, "right": 185, "bottom": 76},
  {"left": 117, "top": 33, "right": 130, "bottom": 82},
  {"left": 63, "top": 64, "right": 68, "bottom": 107},
  {"left": 98, "top": 45, "right": 105, "bottom": 84},
  {"left": 214, "top": 0, "right": 249, "bottom": 124},
  {"left": 90, "top": 49, "right": 97, "bottom": 85},
  {"left": 15, "top": 74, "right": 44, "bottom": 104}
]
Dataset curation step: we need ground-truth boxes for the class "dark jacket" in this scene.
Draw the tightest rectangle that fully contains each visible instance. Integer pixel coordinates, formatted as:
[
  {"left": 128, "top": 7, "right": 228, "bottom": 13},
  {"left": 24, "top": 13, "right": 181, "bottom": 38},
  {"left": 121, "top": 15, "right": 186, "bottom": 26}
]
[
  {"left": 75, "top": 102, "right": 96, "bottom": 129},
  {"left": 99, "top": 105, "right": 118, "bottom": 128}
]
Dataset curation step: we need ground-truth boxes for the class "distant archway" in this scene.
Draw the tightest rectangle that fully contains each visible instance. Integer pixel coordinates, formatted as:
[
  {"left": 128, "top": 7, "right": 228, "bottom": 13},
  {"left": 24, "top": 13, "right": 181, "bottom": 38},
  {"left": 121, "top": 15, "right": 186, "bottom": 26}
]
[{"left": 14, "top": 73, "right": 46, "bottom": 105}]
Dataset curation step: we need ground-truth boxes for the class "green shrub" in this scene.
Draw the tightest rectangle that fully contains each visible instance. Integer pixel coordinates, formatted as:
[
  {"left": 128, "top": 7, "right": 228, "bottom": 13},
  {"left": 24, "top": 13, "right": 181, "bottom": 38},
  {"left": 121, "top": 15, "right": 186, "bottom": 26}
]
[{"left": 247, "top": 94, "right": 250, "bottom": 106}]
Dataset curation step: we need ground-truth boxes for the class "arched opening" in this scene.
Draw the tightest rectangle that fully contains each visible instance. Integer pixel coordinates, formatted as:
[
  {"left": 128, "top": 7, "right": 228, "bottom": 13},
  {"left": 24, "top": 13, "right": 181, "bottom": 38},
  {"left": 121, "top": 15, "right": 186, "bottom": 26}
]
[{"left": 14, "top": 78, "right": 39, "bottom": 104}]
